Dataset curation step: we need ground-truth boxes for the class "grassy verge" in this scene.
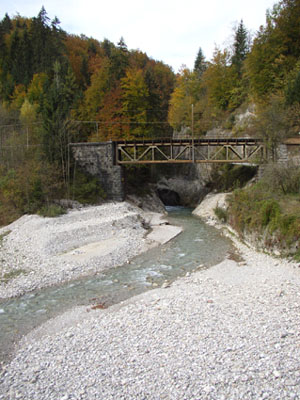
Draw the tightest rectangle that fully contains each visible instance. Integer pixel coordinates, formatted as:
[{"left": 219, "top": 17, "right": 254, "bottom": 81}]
[
  {"left": 227, "top": 181, "right": 300, "bottom": 258},
  {"left": 38, "top": 205, "right": 66, "bottom": 218},
  {"left": 0, "top": 230, "right": 11, "bottom": 244},
  {"left": 0, "top": 268, "right": 28, "bottom": 284}
]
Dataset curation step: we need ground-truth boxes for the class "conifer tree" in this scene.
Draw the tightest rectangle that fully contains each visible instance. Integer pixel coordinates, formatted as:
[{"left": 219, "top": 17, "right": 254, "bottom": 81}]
[
  {"left": 117, "top": 37, "right": 127, "bottom": 52},
  {"left": 40, "top": 61, "right": 78, "bottom": 181},
  {"left": 9, "top": 29, "right": 22, "bottom": 83},
  {"left": 20, "top": 27, "right": 33, "bottom": 86},
  {"left": 194, "top": 47, "right": 207, "bottom": 77},
  {"left": 231, "top": 20, "right": 249, "bottom": 75},
  {"left": 1, "top": 13, "right": 12, "bottom": 33},
  {"left": 286, "top": 70, "right": 300, "bottom": 105}
]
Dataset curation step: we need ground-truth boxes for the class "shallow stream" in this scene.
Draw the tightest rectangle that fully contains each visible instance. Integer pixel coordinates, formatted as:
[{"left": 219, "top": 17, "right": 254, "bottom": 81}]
[{"left": 0, "top": 207, "right": 233, "bottom": 364}]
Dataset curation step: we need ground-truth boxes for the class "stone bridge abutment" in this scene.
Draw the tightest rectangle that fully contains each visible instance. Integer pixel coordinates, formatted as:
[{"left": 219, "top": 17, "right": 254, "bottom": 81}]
[{"left": 71, "top": 142, "right": 125, "bottom": 201}]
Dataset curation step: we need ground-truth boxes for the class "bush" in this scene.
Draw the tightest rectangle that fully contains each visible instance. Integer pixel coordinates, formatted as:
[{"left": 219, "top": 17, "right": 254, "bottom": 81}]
[
  {"left": 227, "top": 182, "right": 300, "bottom": 255},
  {"left": 0, "top": 158, "right": 66, "bottom": 225},
  {"left": 261, "top": 162, "right": 300, "bottom": 195},
  {"left": 210, "top": 164, "right": 257, "bottom": 191},
  {"left": 260, "top": 199, "right": 281, "bottom": 226},
  {"left": 38, "top": 205, "right": 66, "bottom": 218},
  {"left": 71, "top": 168, "right": 105, "bottom": 204},
  {"left": 214, "top": 206, "right": 228, "bottom": 223}
]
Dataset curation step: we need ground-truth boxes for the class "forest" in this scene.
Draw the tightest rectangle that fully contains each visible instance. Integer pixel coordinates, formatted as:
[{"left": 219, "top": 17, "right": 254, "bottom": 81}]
[{"left": 1, "top": 0, "right": 300, "bottom": 226}]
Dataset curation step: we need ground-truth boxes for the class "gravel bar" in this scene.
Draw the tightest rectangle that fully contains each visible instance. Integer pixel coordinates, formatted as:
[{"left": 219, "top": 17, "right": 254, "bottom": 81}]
[
  {"left": 1, "top": 235, "right": 300, "bottom": 399},
  {"left": 0, "top": 202, "right": 166, "bottom": 300}
]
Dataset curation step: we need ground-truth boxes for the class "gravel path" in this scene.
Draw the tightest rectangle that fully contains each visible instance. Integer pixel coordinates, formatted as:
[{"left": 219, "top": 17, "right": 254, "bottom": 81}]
[
  {"left": 0, "top": 202, "right": 177, "bottom": 300},
  {"left": 1, "top": 236, "right": 300, "bottom": 399}
]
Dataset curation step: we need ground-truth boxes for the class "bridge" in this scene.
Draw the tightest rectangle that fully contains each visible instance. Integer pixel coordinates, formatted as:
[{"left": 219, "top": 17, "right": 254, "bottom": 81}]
[
  {"left": 114, "top": 137, "right": 266, "bottom": 165},
  {"left": 70, "top": 137, "right": 270, "bottom": 201}
]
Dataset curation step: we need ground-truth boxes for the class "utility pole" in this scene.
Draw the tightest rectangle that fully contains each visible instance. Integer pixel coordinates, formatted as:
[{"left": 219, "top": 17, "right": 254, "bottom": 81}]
[{"left": 192, "top": 104, "right": 195, "bottom": 162}]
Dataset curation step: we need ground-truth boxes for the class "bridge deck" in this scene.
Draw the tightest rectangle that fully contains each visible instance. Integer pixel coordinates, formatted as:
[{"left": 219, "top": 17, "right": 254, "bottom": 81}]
[{"left": 114, "top": 137, "right": 266, "bottom": 164}]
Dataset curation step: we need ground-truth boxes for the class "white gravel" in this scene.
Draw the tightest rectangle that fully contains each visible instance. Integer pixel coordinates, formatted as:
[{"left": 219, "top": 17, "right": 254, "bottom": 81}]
[
  {"left": 0, "top": 202, "right": 179, "bottom": 300},
  {"left": 1, "top": 235, "right": 300, "bottom": 399},
  {"left": 192, "top": 192, "right": 228, "bottom": 226},
  {"left": 1, "top": 197, "right": 300, "bottom": 399}
]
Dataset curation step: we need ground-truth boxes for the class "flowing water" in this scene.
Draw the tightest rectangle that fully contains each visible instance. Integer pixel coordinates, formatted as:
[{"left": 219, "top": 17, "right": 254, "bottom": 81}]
[{"left": 0, "top": 207, "right": 233, "bottom": 365}]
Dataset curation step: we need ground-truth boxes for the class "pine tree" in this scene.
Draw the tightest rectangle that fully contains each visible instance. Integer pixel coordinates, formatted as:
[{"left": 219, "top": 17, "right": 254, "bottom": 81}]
[
  {"left": 40, "top": 61, "right": 78, "bottom": 181},
  {"left": 0, "top": 16, "right": 8, "bottom": 72},
  {"left": 9, "top": 29, "right": 22, "bottom": 83},
  {"left": 1, "top": 13, "right": 12, "bottom": 33},
  {"left": 30, "top": 7, "right": 65, "bottom": 74},
  {"left": 111, "top": 37, "right": 129, "bottom": 80},
  {"left": 194, "top": 47, "right": 207, "bottom": 77},
  {"left": 286, "top": 70, "right": 300, "bottom": 105},
  {"left": 117, "top": 37, "right": 128, "bottom": 52},
  {"left": 102, "top": 38, "right": 114, "bottom": 58},
  {"left": 80, "top": 55, "right": 90, "bottom": 88},
  {"left": 20, "top": 27, "right": 33, "bottom": 86},
  {"left": 231, "top": 20, "right": 249, "bottom": 75}
]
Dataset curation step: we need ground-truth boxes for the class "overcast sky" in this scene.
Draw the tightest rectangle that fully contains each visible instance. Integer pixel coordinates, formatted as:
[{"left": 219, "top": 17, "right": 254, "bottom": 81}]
[{"left": 2, "top": 0, "right": 276, "bottom": 72}]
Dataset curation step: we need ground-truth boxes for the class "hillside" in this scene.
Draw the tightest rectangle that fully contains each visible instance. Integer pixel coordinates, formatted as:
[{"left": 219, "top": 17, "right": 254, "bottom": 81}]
[{"left": 1, "top": 1, "right": 300, "bottom": 226}]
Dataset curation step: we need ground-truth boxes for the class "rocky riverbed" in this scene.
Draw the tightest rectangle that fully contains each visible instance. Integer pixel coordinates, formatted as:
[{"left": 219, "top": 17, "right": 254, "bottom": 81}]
[
  {"left": 1, "top": 197, "right": 300, "bottom": 399},
  {"left": 0, "top": 202, "right": 181, "bottom": 300}
]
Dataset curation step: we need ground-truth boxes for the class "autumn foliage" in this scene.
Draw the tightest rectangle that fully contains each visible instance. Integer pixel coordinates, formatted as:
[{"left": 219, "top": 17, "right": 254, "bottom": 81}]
[
  {"left": 2, "top": 1, "right": 300, "bottom": 223},
  {"left": 0, "top": 8, "right": 175, "bottom": 223}
]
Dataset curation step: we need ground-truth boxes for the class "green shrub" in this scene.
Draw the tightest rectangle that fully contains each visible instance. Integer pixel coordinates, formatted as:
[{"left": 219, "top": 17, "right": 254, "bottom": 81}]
[
  {"left": 38, "top": 205, "right": 66, "bottom": 218},
  {"left": 260, "top": 199, "right": 280, "bottom": 226},
  {"left": 0, "top": 269, "right": 27, "bottom": 284},
  {"left": 214, "top": 206, "right": 228, "bottom": 223},
  {"left": 210, "top": 164, "right": 257, "bottom": 192},
  {"left": 227, "top": 182, "right": 300, "bottom": 255},
  {"left": 294, "top": 249, "right": 300, "bottom": 262},
  {"left": 261, "top": 162, "right": 300, "bottom": 195},
  {"left": 71, "top": 169, "right": 105, "bottom": 204},
  {"left": 0, "top": 230, "right": 11, "bottom": 244}
]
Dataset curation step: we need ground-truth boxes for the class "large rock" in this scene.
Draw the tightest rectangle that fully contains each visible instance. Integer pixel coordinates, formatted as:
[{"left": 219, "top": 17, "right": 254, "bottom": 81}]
[
  {"left": 157, "top": 174, "right": 209, "bottom": 207},
  {"left": 126, "top": 190, "right": 166, "bottom": 214},
  {"left": 193, "top": 192, "right": 229, "bottom": 224}
]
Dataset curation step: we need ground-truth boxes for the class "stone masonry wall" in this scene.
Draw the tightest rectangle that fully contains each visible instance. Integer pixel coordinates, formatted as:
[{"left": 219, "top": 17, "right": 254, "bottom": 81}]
[{"left": 71, "top": 142, "right": 124, "bottom": 201}]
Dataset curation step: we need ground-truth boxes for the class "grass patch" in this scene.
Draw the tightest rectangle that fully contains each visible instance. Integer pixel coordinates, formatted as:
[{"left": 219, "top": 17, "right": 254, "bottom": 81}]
[
  {"left": 214, "top": 206, "right": 228, "bottom": 223},
  {"left": 0, "top": 230, "right": 11, "bottom": 244},
  {"left": 38, "top": 205, "right": 66, "bottom": 218},
  {"left": 0, "top": 268, "right": 27, "bottom": 284},
  {"left": 227, "top": 181, "right": 300, "bottom": 254},
  {"left": 293, "top": 249, "right": 300, "bottom": 262}
]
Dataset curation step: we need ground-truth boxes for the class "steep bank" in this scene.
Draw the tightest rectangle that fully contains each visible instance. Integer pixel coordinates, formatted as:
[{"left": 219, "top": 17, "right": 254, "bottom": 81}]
[
  {"left": 194, "top": 190, "right": 300, "bottom": 258},
  {"left": 193, "top": 192, "right": 228, "bottom": 226},
  {"left": 0, "top": 202, "right": 182, "bottom": 300}
]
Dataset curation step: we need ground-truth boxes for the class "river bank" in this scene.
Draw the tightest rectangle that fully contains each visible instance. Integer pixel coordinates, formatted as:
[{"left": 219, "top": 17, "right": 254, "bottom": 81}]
[
  {"left": 1, "top": 196, "right": 300, "bottom": 399},
  {"left": 1, "top": 227, "right": 300, "bottom": 399},
  {"left": 0, "top": 202, "right": 182, "bottom": 300}
]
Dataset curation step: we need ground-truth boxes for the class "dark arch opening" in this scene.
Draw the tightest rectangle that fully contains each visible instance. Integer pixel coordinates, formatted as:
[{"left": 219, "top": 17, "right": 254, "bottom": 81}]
[{"left": 157, "top": 188, "right": 181, "bottom": 206}]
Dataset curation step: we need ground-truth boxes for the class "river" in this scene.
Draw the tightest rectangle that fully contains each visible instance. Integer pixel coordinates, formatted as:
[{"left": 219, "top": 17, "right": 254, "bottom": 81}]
[{"left": 0, "top": 207, "right": 233, "bottom": 365}]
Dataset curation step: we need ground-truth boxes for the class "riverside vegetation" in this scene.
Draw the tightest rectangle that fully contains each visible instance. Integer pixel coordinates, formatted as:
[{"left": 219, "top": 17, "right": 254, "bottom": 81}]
[{"left": 212, "top": 162, "right": 300, "bottom": 259}]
